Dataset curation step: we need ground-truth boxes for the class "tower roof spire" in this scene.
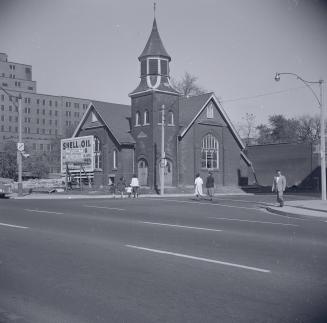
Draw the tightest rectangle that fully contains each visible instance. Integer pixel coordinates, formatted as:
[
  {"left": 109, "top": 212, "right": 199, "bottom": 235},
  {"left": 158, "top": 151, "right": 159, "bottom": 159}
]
[{"left": 138, "top": 14, "right": 171, "bottom": 61}]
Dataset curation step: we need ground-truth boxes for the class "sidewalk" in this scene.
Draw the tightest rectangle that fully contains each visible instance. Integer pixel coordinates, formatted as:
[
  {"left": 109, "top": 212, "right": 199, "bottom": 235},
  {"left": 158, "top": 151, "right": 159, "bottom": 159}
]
[
  {"left": 9, "top": 191, "right": 251, "bottom": 200},
  {"left": 266, "top": 200, "right": 327, "bottom": 221}
]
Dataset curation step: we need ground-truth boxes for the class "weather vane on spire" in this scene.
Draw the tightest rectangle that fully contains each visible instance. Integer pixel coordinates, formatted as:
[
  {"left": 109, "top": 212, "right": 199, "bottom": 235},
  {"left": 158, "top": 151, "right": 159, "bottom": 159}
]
[{"left": 154, "top": 1, "right": 157, "bottom": 18}]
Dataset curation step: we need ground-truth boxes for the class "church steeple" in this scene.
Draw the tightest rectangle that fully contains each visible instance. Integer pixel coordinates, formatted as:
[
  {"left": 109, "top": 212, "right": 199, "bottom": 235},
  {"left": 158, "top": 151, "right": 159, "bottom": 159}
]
[
  {"left": 138, "top": 18, "right": 171, "bottom": 62},
  {"left": 129, "top": 15, "right": 179, "bottom": 97}
]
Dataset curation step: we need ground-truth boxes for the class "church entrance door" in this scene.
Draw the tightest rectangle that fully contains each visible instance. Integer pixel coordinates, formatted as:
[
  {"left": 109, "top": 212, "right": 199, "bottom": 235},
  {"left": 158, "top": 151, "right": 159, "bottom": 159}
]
[
  {"left": 164, "top": 160, "right": 173, "bottom": 186},
  {"left": 159, "top": 159, "right": 173, "bottom": 186},
  {"left": 138, "top": 159, "right": 148, "bottom": 186}
]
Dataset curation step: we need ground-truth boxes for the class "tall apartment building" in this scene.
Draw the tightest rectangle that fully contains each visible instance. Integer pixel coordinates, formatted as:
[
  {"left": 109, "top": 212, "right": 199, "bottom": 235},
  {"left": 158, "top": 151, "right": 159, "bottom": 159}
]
[{"left": 0, "top": 52, "right": 91, "bottom": 169}]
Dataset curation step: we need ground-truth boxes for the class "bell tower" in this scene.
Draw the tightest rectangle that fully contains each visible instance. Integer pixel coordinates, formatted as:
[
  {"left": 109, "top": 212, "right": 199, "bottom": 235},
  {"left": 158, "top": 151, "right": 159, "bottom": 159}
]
[{"left": 129, "top": 14, "right": 180, "bottom": 189}]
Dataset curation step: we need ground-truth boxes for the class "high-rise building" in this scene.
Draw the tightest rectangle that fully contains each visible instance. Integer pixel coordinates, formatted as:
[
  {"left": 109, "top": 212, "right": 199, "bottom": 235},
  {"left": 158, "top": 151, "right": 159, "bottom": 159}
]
[{"left": 0, "top": 52, "right": 91, "bottom": 172}]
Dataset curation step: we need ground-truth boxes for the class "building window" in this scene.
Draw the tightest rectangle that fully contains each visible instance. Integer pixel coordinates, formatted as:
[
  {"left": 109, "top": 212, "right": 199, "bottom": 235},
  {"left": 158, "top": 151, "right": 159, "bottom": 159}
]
[
  {"left": 201, "top": 134, "right": 219, "bottom": 169},
  {"left": 135, "top": 111, "right": 141, "bottom": 126},
  {"left": 91, "top": 112, "right": 98, "bottom": 122},
  {"left": 144, "top": 110, "right": 149, "bottom": 125},
  {"left": 206, "top": 103, "right": 214, "bottom": 119},
  {"left": 149, "top": 59, "right": 158, "bottom": 75},
  {"left": 141, "top": 60, "right": 147, "bottom": 76},
  {"left": 167, "top": 111, "right": 174, "bottom": 125},
  {"left": 37, "top": 99, "right": 40, "bottom": 105},
  {"left": 94, "top": 136, "right": 102, "bottom": 169},
  {"left": 160, "top": 60, "right": 168, "bottom": 75},
  {"left": 113, "top": 149, "right": 118, "bottom": 169}
]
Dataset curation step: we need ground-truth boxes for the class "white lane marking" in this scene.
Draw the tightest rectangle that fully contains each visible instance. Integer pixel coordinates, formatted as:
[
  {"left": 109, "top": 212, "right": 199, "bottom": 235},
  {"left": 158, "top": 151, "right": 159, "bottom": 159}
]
[
  {"left": 209, "top": 217, "right": 299, "bottom": 227},
  {"left": 24, "top": 209, "right": 64, "bottom": 215},
  {"left": 141, "top": 221, "right": 222, "bottom": 232},
  {"left": 83, "top": 205, "right": 125, "bottom": 211},
  {"left": 126, "top": 245, "right": 271, "bottom": 273},
  {"left": 149, "top": 198, "right": 259, "bottom": 211},
  {"left": 0, "top": 222, "right": 29, "bottom": 229}
]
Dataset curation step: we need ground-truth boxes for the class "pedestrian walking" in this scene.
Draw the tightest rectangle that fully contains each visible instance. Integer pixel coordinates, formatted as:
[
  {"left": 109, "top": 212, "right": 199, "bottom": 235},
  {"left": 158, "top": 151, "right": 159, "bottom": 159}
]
[
  {"left": 130, "top": 174, "right": 140, "bottom": 198},
  {"left": 272, "top": 169, "right": 287, "bottom": 207},
  {"left": 108, "top": 177, "right": 116, "bottom": 198},
  {"left": 194, "top": 173, "right": 204, "bottom": 199},
  {"left": 126, "top": 186, "right": 132, "bottom": 198},
  {"left": 116, "top": 176, "right": 126, "bottom": 198},
  {"left": 205, "top": 171, "right": 215, "bottom": 201}
]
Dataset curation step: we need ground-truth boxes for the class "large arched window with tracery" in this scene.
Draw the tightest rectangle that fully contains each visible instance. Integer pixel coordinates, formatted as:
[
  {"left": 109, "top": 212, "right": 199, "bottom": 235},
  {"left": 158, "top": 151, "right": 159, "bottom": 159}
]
[
  {"left": 201, "top": 134, "right": 219, "bottom": 169},
  {"left": 94, "top": 136, "right": 102, "bottom": 169}
]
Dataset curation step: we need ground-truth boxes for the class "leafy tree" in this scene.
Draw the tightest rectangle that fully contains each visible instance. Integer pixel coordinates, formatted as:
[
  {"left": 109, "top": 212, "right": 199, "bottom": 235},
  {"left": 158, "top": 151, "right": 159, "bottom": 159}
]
[
  {"left": 0, "top": 141, "right": 18, "bottom": 179},
  {"left": 25, "top": 154, "right": 50, "bottom": 178},
  {"left": 171, "top": 72, "right": 207, "bottom": 97},
  {"left": 256, "top": 114, "right": 321, "bottom": 145},
  {"left": 297, "top": 115, "right": 320, "bottom": 143}
]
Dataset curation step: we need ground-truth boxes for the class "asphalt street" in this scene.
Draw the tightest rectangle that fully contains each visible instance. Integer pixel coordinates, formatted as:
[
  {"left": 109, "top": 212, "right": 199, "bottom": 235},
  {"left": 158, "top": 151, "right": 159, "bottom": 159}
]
[{"left": 0, "top": 195, "right": 326, "bottom": 323}]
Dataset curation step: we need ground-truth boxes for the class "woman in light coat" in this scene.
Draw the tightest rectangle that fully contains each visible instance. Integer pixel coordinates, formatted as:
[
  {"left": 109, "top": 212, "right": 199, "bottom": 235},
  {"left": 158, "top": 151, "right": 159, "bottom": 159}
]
[{"left": 194, "top": 173, "right": 204, "bottom": 199}]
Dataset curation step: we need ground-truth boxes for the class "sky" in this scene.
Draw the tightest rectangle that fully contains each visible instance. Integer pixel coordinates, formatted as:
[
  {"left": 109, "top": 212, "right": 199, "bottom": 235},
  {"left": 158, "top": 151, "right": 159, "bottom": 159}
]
[{"left": 0, "top": 0, "right": 326, "bottom": 130}]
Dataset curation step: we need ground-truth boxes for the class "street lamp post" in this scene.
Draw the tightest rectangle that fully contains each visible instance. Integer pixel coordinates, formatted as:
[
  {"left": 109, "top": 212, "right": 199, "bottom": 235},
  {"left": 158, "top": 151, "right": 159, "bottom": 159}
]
[
  {"left": 0, "top": 87, "right": 23, "bottom": 196},
  {"left": 274, "top": 73, "right": 326, "bottom": 200}
]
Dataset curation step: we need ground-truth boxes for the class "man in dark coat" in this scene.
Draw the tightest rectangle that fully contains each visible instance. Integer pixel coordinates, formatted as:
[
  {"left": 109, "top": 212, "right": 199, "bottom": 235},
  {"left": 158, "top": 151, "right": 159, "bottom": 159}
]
[{"left": 205, "top": 171, "right": 215, "bottom": 201}]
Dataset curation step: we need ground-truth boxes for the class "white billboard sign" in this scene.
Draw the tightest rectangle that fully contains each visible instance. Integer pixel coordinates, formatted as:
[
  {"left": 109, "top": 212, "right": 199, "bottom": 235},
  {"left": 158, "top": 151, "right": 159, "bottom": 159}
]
[{"left": 61, "top": 135, "right": 94, "bottom": 173}]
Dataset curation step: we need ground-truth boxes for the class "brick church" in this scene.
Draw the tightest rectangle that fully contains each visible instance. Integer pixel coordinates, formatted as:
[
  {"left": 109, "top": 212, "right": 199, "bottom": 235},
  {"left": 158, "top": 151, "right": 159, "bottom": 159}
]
[{"left": 72, "top": 17, "right": 251, "bottom": 189}]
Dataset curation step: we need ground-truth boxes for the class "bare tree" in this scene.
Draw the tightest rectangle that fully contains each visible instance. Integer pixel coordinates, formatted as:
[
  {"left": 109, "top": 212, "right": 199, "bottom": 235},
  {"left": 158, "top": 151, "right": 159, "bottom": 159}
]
[
  {"left": 171, "top": 72, "right": 207, "bottom": 97},
  {"left": 237, "top": 113, "right": 257, "bottom": 146}
]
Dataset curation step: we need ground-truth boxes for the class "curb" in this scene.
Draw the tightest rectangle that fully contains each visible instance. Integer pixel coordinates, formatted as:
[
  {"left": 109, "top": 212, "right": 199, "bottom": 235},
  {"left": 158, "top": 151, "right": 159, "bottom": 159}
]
[
  {"left": 9, "top": 192, "right": 254, "bottom": 200},
  {"left": 266, "top": 207, "right": 327, "bottom": 221}
]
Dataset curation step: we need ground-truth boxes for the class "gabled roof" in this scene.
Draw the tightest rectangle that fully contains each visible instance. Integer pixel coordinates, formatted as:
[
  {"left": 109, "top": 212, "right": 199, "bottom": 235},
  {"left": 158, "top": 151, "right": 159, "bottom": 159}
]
[
  {"left": 73, "top": 101, "right": 135, "bottom": 145},
  {"left": 179, "top": 92, "right": 213, "bottom": 127},
  {"left": 139, "top": 18, "right": 171, "bottom": 61},
  {"left": 179, "top": 92, "right": 245, "bottom": 149}
]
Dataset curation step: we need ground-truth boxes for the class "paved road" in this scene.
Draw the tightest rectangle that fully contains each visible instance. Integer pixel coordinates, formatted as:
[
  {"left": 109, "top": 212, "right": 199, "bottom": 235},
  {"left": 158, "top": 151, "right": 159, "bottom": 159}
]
[{"left": 0, "top": 195, "right": 326, "bottom": 322}]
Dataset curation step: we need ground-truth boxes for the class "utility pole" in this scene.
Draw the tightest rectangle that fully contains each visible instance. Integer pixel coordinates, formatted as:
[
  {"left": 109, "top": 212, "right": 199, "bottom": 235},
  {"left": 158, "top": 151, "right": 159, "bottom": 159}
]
[
  {"left": 17, "top": 94, "right": 23, "bottom": 196},
  {"left": 320, "top": 80, "right": 326, "bottom": 200},
  {"left": 160, "top": 104, "right": 165, "bottom": 196},
  {"left": 0, "top": 88, "right": 24, "bottom": 196}
]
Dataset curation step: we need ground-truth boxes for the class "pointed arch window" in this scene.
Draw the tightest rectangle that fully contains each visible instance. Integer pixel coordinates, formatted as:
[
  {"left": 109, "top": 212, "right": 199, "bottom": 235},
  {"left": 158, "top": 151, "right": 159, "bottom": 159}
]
[
  {"left": 135, "top": 111, "right": 141, "bottom": 126},
  {"left": 167, "top": 111, "right": 174, "bottom": 126},
  {"left": 113, "top": 149, "right": 118, "bottom": 169},
  {"left": 94, "top": 136, "right": 102, "bottom": 169},
  {"left": 206, "top": 103, "right": 214, "bottom": 119},
  {"left": 144, "top": 110, "right": 150, "bottom": 125},
  {"left": 201, "top": 134, "right": 219, "bottom": 169}
]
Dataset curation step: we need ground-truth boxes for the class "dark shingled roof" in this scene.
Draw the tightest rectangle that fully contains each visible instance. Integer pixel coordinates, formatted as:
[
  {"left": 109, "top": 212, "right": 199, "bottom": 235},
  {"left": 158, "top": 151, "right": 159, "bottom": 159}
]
[
  {"left": 179, "top": 92, "right": 213, "bottom": 129},
  {"left": 91, "top": 101, "right": 135, "bottom": 144},
  {"left": 139, "top": 18, "right": 171, "bottom": 61}
]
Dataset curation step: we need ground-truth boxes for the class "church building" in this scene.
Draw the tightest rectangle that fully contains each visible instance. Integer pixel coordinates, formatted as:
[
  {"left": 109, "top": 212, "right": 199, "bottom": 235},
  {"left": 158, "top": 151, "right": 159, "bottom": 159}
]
[{"left": 72, "top": 17, "right": 251, "bottom": 189}]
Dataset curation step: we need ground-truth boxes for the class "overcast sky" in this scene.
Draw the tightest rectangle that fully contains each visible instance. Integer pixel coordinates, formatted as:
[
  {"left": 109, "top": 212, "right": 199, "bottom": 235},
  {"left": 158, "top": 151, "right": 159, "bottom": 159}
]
[{"left": 0, "top": 0, "right": 326, "bottom": 127}]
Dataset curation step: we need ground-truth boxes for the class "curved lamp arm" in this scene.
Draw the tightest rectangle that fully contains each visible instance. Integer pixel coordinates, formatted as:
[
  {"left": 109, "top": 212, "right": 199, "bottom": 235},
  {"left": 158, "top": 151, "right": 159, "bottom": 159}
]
[{"left": 275, "top": 72, "right": 322, "bottom": 107}]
